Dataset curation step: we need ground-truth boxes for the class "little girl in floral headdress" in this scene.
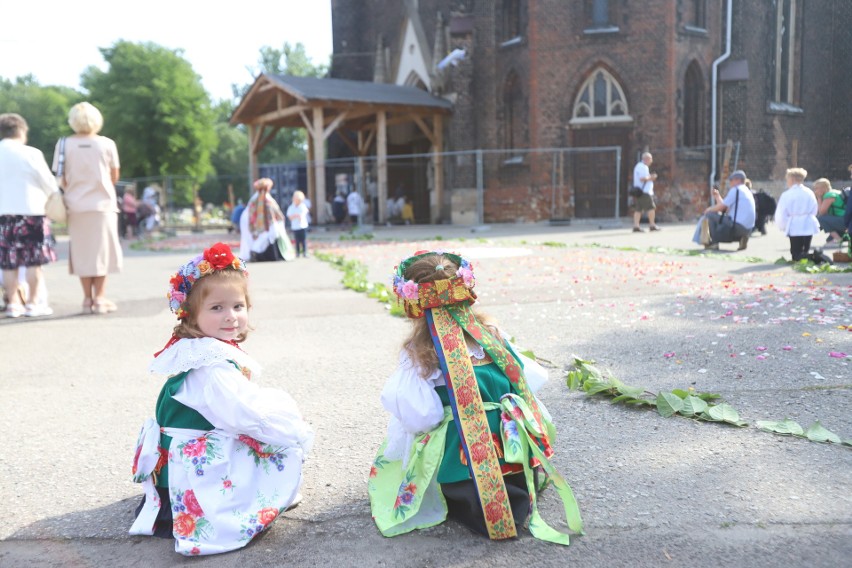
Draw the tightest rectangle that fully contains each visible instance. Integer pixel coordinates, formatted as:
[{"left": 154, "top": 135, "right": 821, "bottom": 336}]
[
  {"left": 368, "top": 251, "right": 583, "bottom": 544},
  {"left": 129, "top": 242, "right": 313, "bottom": 556}
]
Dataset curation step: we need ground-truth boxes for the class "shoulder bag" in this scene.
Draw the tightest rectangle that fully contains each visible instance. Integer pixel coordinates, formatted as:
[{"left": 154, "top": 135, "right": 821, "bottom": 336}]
[{"left": 45, "top": 138, "right": 67, "bottom": 223}]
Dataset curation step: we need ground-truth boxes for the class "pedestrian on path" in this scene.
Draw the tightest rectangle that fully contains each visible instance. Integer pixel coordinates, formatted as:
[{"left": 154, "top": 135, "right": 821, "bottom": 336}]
[
  {"left": 369, "top": 251, "right": 583, "bottom": 544},
  {"left": 0, "top": 113, "right": 58, "bottom": 317},
  {"left": 775, "top": 168, "right": 820, "bottom": 261},
  {"left": 129, "top": 242, "right": 314, "bottom": 556},
  {"left": 286, "top": 190, "right": 310, "bottom": 258},
  {"left": 53, "top": 102, "right": 123, "bottom": 315},
  {"left": 632, "top": 152, "right": 660, "bottom": 232},
  {"left": 239, "top": 178, "right": 294, "bottom": 262}
]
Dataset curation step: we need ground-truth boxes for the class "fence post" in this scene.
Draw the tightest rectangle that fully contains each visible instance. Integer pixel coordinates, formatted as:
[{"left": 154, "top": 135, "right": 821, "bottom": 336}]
[{"left": 475, "top": 149, "right": 484, "bottom": 225}]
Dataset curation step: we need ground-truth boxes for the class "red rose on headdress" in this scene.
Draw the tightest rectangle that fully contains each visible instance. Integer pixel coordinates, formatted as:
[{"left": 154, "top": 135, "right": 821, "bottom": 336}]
[{"left": 204, "top": 243, "right": 236, "bottom": 270}]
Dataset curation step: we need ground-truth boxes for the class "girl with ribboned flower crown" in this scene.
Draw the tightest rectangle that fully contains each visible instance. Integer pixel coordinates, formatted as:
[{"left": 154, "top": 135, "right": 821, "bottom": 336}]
[
  {"left": 368, "top": 250, "right": 583, "bottom": 544},
  {"left": 129, "top": 242, "right": 313, "bottom": 556}
]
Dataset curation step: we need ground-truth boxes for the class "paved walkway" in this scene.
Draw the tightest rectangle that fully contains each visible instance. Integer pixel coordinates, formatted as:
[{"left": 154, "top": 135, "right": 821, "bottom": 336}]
[{"left": 1, "top": 221, "right": 850, "bottom": 567}]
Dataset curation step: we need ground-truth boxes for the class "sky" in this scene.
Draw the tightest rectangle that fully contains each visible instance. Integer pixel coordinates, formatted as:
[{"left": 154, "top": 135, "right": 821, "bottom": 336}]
[{"left": 0, "top": 0, "right": 333, "bottom": 102}]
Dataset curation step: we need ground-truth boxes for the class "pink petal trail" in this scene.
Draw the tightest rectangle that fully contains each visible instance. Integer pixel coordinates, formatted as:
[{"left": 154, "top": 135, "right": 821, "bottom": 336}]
[
  {"left": 755, "top": 346, "right": 767, "bottom": 352},
  {"left": 663, "top": 352, "right": 675, "bottom": 359},
  {"left": 828, "top": 352, "right": 848, "bottom": 359}
]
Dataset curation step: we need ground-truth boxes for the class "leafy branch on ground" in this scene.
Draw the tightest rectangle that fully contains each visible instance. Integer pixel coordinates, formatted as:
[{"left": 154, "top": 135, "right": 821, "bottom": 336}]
[
  {"left": 339, "top": 231, "right": 374, "bottom": 241},
  {"left": 778, "top": 257, "right": 852, "bottom": 274},
  {"left": 566, "top": 357, "right": 744, "bottom": 426},
  {"left": 314, "top": 251, "right": 404, "bottom": 317},
  {"left": 566, "top": 357, "right": 852, "bottom": 447}
]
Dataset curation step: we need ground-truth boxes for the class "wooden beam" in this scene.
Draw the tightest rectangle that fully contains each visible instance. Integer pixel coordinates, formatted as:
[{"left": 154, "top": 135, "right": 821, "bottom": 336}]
[
  {"left": 256, "top": 126, "right": 281, "bottom": 154},
  {"left": 299, "top": 110, "right": 314, "bottom": 135},
  {"left": 359, "top": 128, "right": 376, "bottom": 154},
  {"left": 247, "top": 125, "right": 258, "bottom": 182},
  {"left": 306, "top": 135, "right": 315, "bottom": 208},
  {"left": 258, "top": 82, "right": 277, "bottom": 92},
  {"left": 312, "top": 107, "right": 328, "bottom": 224},
  {"left": 250, "top": 104, "right": 309, "bottom": 125},
  {"left": 336, "top": 130, "right": 359, "bottom": 156},
  {"left": 377, "top": 111, "right": 388, "bottom": 223},
  {"left": 250, "top": 124, "right": 266, "bottom": 154},
  {"left": 322, "top": 111, "right": 349, "bottom": 141},
  {"left": 411, "top": 115, "right": 436, "bottom": 146}
]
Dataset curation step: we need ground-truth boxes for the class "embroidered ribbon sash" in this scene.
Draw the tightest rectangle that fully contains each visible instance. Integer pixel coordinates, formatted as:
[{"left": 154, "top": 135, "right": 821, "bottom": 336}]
[{"left": 427, "top": 307, "right": 517, "bottom": 540}]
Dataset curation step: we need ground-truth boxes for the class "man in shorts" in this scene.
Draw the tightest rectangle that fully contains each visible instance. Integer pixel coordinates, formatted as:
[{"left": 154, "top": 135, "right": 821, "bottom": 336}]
[{"left": 632, "top": 152, "right": 660, "bottom": 232}]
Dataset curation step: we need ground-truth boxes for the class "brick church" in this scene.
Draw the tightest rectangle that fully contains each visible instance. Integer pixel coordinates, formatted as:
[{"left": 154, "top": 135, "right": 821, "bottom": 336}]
[{"left": 329, "top": 0, "right": 852, "bottom": 223}]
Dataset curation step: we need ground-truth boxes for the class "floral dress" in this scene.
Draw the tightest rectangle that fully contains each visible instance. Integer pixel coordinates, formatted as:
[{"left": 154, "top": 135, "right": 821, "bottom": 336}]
[
  {"left": 130, "top": 338, "right": 314, "bottom": 556},
  {"left": 369, "top": 341, "right": 582, "bottom": 544}
]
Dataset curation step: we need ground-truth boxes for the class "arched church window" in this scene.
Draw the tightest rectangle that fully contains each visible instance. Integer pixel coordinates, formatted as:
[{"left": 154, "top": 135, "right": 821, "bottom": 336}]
[{"left": 571, "top": 68, "right": 631, "bottom": 124}]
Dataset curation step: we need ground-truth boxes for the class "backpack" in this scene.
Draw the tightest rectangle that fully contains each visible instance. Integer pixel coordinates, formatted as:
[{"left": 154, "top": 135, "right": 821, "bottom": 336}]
[{"left": 754, "top": 190, "right": 777, "bottom": 217}]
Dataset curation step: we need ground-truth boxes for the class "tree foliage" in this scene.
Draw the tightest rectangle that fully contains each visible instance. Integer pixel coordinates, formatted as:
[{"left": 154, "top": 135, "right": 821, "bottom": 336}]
[
  {"left": 82, "top": 41, "right": 217, "bottom": 204},
  {"left": 0, "top": 75, "right": 83, "bottom": 162},
  {"left": 235, "top": 43, "right": 328, "bottom": 165}
]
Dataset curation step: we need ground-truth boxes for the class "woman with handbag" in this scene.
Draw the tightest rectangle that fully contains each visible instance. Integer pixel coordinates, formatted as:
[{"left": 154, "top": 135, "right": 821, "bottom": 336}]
[
  {"left": 52, "top": 102, "right": 123, "bottom": 315},
  {"left": 0, "top": 113, "right": 59, "bottom": 318},
  {"left": 692, "top": 170, "right": 756, "bottom": 251}
]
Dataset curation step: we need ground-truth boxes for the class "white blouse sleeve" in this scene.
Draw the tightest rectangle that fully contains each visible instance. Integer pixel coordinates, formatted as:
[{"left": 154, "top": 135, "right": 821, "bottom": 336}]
[
  {"left": 381, "top": 352, "right": 444, "bottom": 434},
  {"left": 174, "top": 362, "right": 314, "bottom": 455},
  {"left": 514, "top": 347, "right": 549, "bottom": 394}
]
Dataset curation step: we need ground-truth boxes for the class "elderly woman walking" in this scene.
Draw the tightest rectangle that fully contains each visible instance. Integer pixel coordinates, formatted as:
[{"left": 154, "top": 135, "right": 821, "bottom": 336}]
[
  {"left": 53, "top": 102, "right": 122, "bottom": 314},
  {"left": 0, "top": 113, "right": 59, "bottom": 318}
]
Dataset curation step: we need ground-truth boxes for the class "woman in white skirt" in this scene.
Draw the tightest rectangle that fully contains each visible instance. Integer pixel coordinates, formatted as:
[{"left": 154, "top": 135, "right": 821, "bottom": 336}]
[{"left": 53, "top": 102, "right": 122, "bottom": 314}]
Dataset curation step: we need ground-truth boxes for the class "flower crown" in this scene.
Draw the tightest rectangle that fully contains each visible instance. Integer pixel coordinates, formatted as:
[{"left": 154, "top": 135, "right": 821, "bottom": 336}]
[
  {"left": 392, "top": 250, "right": 476, "bottom": 318},
  {"left": 168, "top": 242, "right": 247, "bottom": 319}
]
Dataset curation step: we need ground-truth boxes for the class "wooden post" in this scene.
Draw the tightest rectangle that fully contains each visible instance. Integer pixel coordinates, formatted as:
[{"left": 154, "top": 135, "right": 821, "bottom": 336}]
[
  {"left": 311, "top": 106, "right": 327, "bottom": 224},
  {"left": 356, "top": 130, "right": 367, "bottom": 206},
  {"left": 432, "top": 114, "right": 444, "bottom": 223},
  {"left": 306, "top": 134, "right": 315, "bottom": 212},
  {"left": 247, "top": 124, "right": 258, "bottom": 184},
  {"left": 377, "top": 111, "right": 388, "bottom": 224}
]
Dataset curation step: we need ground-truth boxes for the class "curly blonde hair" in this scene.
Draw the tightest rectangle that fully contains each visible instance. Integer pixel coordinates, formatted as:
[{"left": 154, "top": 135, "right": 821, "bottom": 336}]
[
  {"left": 173, "top": 270, "right": 252, "bottom": 342},
  {"left": 401, "top": 253, "right": 500, "bottom": 376}
]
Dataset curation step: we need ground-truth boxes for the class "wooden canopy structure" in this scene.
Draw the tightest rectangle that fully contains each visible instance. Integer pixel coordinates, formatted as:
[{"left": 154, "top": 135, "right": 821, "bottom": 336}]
[{"left": 230, "top": 73, "right": 453, "bottom": 224}]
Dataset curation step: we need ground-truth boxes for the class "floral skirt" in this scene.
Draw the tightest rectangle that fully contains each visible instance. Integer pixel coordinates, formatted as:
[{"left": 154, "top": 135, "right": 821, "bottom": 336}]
[{"left": 0, "top": 215, "right": 56, "bottom": 270}]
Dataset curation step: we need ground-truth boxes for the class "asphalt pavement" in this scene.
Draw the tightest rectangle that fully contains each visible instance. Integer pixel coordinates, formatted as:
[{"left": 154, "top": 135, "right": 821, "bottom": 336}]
[{"left": 1, "top": 219, "right": 850, "bottom": 567}]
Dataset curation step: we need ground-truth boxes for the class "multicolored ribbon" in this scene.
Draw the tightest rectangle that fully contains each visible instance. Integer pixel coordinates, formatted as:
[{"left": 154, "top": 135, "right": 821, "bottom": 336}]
[{"left": 427, "top": 307, "right": 517, "bottom": 539}]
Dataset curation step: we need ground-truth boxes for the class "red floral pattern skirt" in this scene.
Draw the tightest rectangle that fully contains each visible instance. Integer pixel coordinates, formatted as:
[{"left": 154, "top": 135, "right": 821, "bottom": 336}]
[{"left": 0, "top": 215, "right": 57, "bottom": 270}]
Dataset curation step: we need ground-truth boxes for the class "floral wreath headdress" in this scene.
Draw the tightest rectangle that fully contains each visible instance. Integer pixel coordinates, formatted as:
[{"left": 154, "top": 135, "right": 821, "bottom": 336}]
[
  {"left": 392, "top": 250, "right": 476, "bottom": 319},
  {"left": 168, "top": 242, "right": 247, "bottom": 319}
]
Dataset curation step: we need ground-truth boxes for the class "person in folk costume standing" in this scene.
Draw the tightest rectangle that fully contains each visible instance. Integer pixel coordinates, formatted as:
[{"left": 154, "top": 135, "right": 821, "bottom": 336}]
[
  {"left": 369, "top": 251, "right": 583, "bottom": 544},
  {"left": 239, "top": 178, "right": 295, "bottom": 262},
  {"left": 129, "top": 242, "right": 314, "bottom": 556},
  {"left": 775, "top": 167, "right": 820, "bottom": 262}
]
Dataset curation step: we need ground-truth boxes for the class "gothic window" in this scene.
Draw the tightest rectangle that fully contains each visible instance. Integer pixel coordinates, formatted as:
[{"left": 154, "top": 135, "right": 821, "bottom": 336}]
[
  {"left": 571, "top": 68, "right": 630, "bottom": 124},
  {"left": 501, "top": 0, "right": 522, "bottom": 42},
  {"left": 683, "top": 61, "right": 704, "bottom": 147},
  {"left": 503, "top": 72, "right": 523, "bottom": 150},
  {"left": 774, "top": 0, "right": 798, "bottom": 104}
]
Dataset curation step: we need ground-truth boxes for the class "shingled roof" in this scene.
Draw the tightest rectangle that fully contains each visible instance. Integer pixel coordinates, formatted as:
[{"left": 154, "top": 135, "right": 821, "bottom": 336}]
[{"left": 262, "top": 74, "right": 453, "bottom": 110}]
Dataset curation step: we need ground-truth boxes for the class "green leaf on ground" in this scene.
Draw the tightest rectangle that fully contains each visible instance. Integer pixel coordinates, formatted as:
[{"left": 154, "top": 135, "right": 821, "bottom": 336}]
[
  {"left": 756, "top": 419, "right": 804, "bottom": 436},
  {"left": 656, "top": 392, "right": 683, "bottom": 418},
  {"left": 707, "top": 403, "right": 745, "bottom": 425},
  {"left": 804, "top": 421, "right": 842, "bottom": 444},
  {"left": 671, "top": 389, "right": 690, "bottom": 399},
  {"left": 681, "top": 395, "right": 709, "bottom": 416}
]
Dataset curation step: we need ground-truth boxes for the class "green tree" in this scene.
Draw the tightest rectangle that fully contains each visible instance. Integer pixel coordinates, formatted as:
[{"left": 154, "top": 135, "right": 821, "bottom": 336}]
[
  {"left": 200, "top": 100, "right": 250, "bottom": 205},
  {"left": 234, "top": 42, "right": 328, "bottom": 164},
  {"left": 0, "top": 75, "right": 83, "bottom": 162},
  {"left": 82, "top": 41, "right": 217, "bottom": 205}
]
